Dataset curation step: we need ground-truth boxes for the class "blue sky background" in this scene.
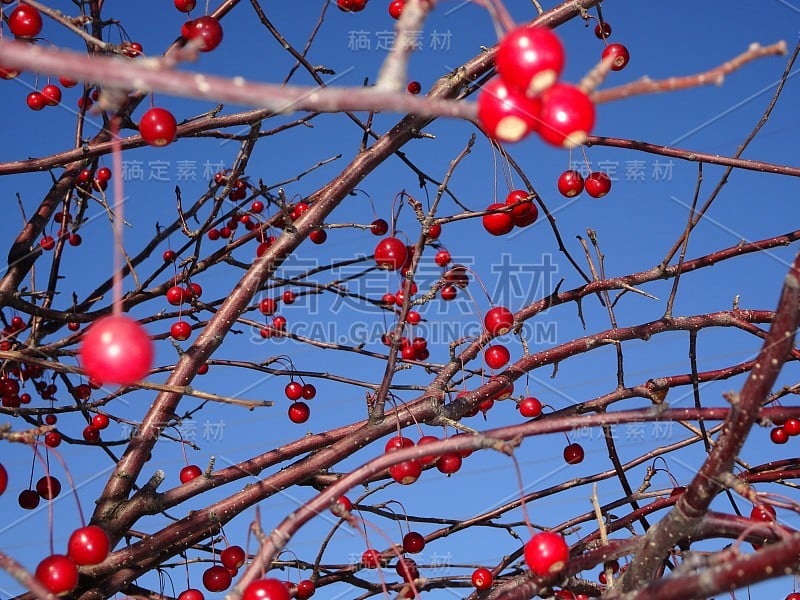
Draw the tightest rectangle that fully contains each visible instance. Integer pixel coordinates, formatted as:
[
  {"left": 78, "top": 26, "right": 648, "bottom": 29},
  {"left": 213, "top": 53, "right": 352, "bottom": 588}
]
[{"left": 1, "top": 1, "right": 800, "bottom": 598}]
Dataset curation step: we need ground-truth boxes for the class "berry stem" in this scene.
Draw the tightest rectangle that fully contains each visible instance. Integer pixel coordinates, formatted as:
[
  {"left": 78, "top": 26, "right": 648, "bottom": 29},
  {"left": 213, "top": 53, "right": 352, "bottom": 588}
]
[{"left": 110, "top": 118, "right": 124, "bottom": 317}]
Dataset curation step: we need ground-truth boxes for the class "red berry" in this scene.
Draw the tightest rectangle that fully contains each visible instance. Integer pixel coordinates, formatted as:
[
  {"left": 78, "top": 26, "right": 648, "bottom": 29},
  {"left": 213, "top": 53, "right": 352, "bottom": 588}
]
[
  {"left": 0, "top": 463, "right": 6, "bottom": 495},
  {"left": 538, "top": 83, "right": 595, "bottom": 149},
  {"left": 482, "top": 203, "right": 515, "bottom": 236},
  {"left": 36, "top": 475, "right": 61, "bottom": 500},
  {"left": 388, "top": 0, "right": 404, "bottom": 19},
  {"left": 95, "top": 167, "right": 112, "bottom": 182},
  {"left": 361, "top": 548, "right": 383, "bottom": 569},
  {"left": 477, "top": 78, "right": 542, "bottom": 143},
  {"left": 259, "top": 297, "right": 277, "bottom": 315},
  {"left": 41, "top": 84, "right": 62, "bottom": 106},
  {"left": 440, "top": 284, "right": 457, "bottom": 301},
  {"left": 35, "top": 554, "right": 78, "bottom": 596},
  {"left": 180, "top": 465, "right": 202, "bottom": 483},
  {"left": 601, "top": 43, "right": 630, "bottom": 71},
  {"left": 19, "top": 489, "right": 40, "bottom": 509},
  {"left": 771, "top": 426, "right": 789, "bottom": 444},
  {"left": 302, "top": 383, "right": 317, "bottom": 399},
  {"left": 45, "top": 431, "right": 62, "bottom": 448},
  {"left": 139, "top": 107, "right": 178, "bottom": 147},
  {"left": 436, "top": 452, "right": 462, "bottom": 474},
  {"left": 584, "top": 172, "right": 612, "bottom": 198},
  {"left": 374, "top": 237, "right": 408, "bottom": 270},
  {"left": 296, "top": 579, "right": 315, "bottom": 599},
  {"left": 484, "top": 344, "right": 511, "bottom": 369},
  {"left": 310, "top": 228, "right": 327, "bottom": 244},
  {"left": 288, "top": 401, "right": 310, "bottom": 423},
  {"left": 8, "top": 4, "right": 43, "bottom": 38},
  {"left": 0, "top": 64, "right": 19, "bottom": 80},
  {"left": 220, "top": 545, "right": 246, "bottom": 569},
  {"left": 183, "top": 16, "right": 223, "bottom": 52},
  {"left": 203, "top": 565, "right": 232, "bottom": 592},
  {"left": 385, "top": 435, "right": 414, "bottom": 453},
  {"left": 174, "top": 0, "right": 196, "bottom": 12},
  {"left": 594, "top": 22, "right": 612, "bottom": 39},
  {"left": 389, "top": 459, "right": 422, "bottom": 484},
  {"left": 188, "top": 282, "right": 202, "bottom": 298},
  {"left": 563, "top": 443, "right": 585, "bottom": 465},
  {"left": 750, "top": 504, "right": 777, "bottom": 522},
  {"left": 472, "top": 567, "right": 493, "bottom": 590},
  {"left": 332, "top": 495, "right": 352, "bottom": 514},
  {"left": 557, "top": 170, "right": 585, "bottom": 197},
  {"left": 58, "top": 75, "right": 78, "bottom": 87},
  {"left": 496, "top": 26, "right": 564, "bottom": 96},
  {"left": 370, "top": 218, "right": 389, "bottom": 236},
  {"left": 178, "top": 589, "right": 205, "bottom": 600},
  {"left": 242, "top": 578, "right": 290, "bottom": 600},
  {"left": 166, "top": 286, "right": 186, "bottom": 306},
  {"left": 39, "top": 235, "right": 55, "bottom": 249},
  {"left": 80, "top": 315, "right": 153, "bottom": 386},
  {"left": 285, "top": 381, "right": 303, "bottom": 400},
  {"left": 67, "top": 525, "right": 110, "bottom": 565},
  {"left": 407, "top": 80, "right": 421, "bottom": 94},
  {"left": 518, "top": 397, "right": 543, "bottom": 418},
  {"left": 83, "top": 425, "right": 100, "bottom": 442},
  {"left": 783, "top": 417, "right": 800, "bottom": 436},
  {"left": 92, "top": 414, "right": 110, "bottom": 429},
  {"left": 416, "top": 435, "right": 440, "bottom": 466},
  {"left": 403, "top": 531, "right": 425, "bottom": 554},
  {"left": 406, "top": 310, "right": 421, "bottom": 325},
  {"left": 484, "top": 306, "right": 514, "bottom": 335},
  {"left": 434, "top": 249, "right": 451, "bottom": 267},
  {"left": 505, "top": 189, "right": 537, "bottom": 227},
  {"left": 171, "top": 321, "right": 192, "bottom": 341},
  {"left": 524, "top": 531, "right": 569, "bottom": 577},
  {"left": 395, "top": 557, "right": 418, "bottom": 582},
  {"left": 27, "top": 91, "right": 48, "bottom": 113}
]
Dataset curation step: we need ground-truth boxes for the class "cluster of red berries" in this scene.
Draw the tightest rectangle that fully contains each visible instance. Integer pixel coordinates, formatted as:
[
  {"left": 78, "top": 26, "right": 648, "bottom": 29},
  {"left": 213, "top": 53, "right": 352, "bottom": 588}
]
[
  {"left": 196, "top": 545, "right": 314, "bottom": 600},
  {"left": 594, "top": 21, "right": 630, "bottom": 72},
  {"left": 557, "top": 169, "right": 612, "bottom": 199},
  {"left": 360, "top": 530, "right": 426, "bottom": 591},
  {"left": 26, "top": 83, "right": 62, "bottom": 111},
  {"left": 76, "top": 165, "right": 113, "bottom": 194},
  {"left": 335, "top": 0, "right": 405, "bottom": 19},
  {"left": 482, "top": 189, "right": 538, "bottom": 236},
  {"left": 770, "top": 416, "right": 800, "bottom": 444},
  {"left": 166, "top": 280, "right": 202, "bottom": 341},
  {"left": 39, "top": 210, "right": 83, "bottom": 251},
  {"left": 285, "top": 380, "right": 316, "bottom": 424},
  {"left": 35, "top": 525, "right": 111, "bottom": 595},
  {"left": 386, "top": 432, "right": 473, "bottom": 484},
  {"left": 478, "top": 24, "right": 594, "bottom": 146}
]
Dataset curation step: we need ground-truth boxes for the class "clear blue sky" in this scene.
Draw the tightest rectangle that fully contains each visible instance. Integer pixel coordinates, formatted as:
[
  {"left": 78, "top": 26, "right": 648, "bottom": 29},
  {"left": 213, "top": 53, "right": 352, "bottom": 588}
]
[{"left": 1, "top": 1, "right": 799, "bottom": 598}]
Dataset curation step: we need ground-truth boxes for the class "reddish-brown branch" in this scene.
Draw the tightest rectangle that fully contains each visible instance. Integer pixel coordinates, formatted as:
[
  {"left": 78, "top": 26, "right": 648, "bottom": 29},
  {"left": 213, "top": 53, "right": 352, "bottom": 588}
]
[
  {"left": 622, "top": 250, "right": 800, "bottom": 590},
  {"left": 586, "top": 136, "right": 800, "bottom": 177},
  {"left": 592, "top": 41, "right": 788, "bottom": 104}
]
